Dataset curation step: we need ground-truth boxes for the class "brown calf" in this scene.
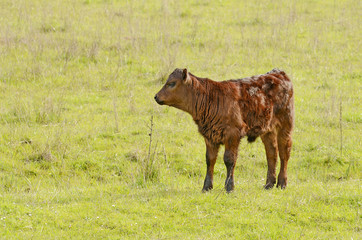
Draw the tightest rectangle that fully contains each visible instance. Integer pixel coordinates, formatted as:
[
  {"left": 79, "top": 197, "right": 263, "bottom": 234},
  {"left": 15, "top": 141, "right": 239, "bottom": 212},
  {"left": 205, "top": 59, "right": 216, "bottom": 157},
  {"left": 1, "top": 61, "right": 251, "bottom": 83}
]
[{"left": 154, "top": 68, "right": 294, "bottom": 192}]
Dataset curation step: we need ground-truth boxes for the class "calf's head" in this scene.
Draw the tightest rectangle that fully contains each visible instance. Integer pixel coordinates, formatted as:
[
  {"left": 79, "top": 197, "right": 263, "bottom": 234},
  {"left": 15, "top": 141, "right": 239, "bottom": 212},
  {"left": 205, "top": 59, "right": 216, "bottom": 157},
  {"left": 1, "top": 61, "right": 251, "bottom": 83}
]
[{"left": 154, "top": 68, "right": 192, "bottom": 109}]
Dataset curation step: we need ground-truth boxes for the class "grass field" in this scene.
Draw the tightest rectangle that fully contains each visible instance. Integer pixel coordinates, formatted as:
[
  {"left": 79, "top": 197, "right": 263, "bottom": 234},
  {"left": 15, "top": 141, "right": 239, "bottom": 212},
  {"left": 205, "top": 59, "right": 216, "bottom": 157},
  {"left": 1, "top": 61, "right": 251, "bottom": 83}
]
[{"left": 0, "top": 0, "right": 361, "bottom": 239}]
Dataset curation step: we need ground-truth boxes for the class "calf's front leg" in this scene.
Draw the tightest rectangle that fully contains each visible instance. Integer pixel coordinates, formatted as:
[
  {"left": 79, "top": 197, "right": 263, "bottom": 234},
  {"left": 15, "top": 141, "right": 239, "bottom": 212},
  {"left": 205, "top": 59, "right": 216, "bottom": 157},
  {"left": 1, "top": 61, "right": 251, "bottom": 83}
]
[
  {"left": 202, "top": 140, "right": 220, "bottom": 192},
  {"left": 223, "top": 139, "right": 240, "bottom": 192}
]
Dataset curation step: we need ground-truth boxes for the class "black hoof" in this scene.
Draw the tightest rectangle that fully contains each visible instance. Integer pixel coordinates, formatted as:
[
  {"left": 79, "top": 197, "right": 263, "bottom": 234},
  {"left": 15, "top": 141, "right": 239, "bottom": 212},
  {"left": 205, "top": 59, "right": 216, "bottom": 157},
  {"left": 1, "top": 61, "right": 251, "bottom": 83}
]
[
  {"left": 225, "top": 184, "right": 234, "bottom": 193},
  {"left": 277, "top": 177, "right": 287, "bottom": 189},
  {"left": 263, "top": 182, "right": 275, "bottom": 190},
  {"left": 276, "top": 182, "right": 287, "bottom": 189},
  {"left": 202, "top": 185, "right": 213, "bottom": 192}
]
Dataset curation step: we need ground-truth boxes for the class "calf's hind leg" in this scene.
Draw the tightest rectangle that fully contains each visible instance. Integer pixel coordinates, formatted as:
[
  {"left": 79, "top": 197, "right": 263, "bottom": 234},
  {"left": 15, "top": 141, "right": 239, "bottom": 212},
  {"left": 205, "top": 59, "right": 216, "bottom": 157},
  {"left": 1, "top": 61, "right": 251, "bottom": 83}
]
[
  {"left": 202, "top": 140, "right": 220, "bottom": 192},
  {"left": 277, "top": 129, "right": 292, "bottom": 189},
  {"left": 261, "top": 131, "right": 278, "bottom": 189}
]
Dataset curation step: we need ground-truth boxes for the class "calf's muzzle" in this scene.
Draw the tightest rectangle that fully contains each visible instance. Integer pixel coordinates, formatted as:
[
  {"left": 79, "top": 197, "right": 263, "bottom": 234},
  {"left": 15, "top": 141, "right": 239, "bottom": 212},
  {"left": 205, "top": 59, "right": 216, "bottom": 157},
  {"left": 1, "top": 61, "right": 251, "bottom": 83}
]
[{"left": 154, "top": 94, "right": 164, "bottom": 105}]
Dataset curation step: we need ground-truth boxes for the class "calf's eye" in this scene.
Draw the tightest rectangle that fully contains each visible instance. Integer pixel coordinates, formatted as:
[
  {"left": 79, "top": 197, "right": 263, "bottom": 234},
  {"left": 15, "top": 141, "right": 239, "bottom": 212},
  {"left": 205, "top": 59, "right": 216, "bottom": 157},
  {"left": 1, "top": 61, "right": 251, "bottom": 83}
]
[{"left": 168, "top": 82, "right": 176, "bottom": 87}]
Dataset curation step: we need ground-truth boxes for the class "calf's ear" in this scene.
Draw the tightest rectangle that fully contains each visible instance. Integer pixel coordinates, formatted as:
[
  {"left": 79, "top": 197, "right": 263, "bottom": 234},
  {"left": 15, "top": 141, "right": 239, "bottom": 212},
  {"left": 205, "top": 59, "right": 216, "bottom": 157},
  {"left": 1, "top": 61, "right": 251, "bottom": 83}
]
[{"left": 183, "top": 68, "right": 191, "bottom": 84}]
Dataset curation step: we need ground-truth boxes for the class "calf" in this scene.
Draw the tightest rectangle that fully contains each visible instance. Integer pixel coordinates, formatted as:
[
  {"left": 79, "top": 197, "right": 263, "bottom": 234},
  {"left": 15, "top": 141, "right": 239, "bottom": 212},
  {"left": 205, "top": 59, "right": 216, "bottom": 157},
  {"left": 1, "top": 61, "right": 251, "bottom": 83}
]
[{"left": 154, "top": 68, "right": 294, "bottom": 192}]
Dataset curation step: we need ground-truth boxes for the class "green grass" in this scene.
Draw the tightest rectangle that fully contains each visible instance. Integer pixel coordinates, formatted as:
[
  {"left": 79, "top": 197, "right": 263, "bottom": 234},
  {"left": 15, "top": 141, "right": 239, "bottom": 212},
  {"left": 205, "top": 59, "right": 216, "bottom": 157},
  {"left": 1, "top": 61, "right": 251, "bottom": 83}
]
[{"left": 0, "top": 0, "right": 361, "bottom": 239}]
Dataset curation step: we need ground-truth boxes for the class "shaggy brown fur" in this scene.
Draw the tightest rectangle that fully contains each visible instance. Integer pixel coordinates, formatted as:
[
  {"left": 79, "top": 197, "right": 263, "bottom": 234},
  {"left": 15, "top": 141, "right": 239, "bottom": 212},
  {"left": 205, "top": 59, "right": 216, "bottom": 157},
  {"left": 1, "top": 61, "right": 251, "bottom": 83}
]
[{"left": 155, "top": 68, "right": 294, "bottom": 192}]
